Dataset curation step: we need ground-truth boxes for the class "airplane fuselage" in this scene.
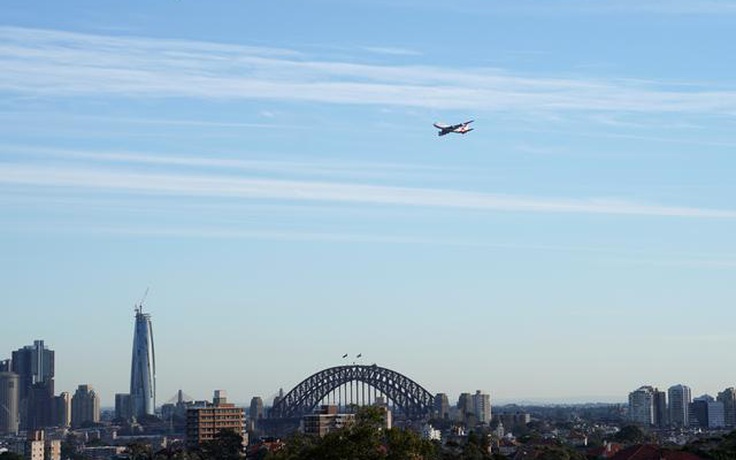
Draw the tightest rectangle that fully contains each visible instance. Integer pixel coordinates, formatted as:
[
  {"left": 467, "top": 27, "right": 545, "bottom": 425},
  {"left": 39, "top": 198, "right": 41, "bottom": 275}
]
[{"left": 433, "top": 120, "right": 474, "bottom": 136}]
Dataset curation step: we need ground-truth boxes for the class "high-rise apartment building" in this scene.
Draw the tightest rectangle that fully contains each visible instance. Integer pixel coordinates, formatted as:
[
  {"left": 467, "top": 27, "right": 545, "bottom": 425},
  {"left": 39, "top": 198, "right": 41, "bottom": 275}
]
[
  {"left": 668, "top": 384, "right": 692, "bottom": 428},
  {"left": 71, "top": 384, "right": 100, "bottom": 428},
  {"left": 653, "top": 388, "right": 667, "bottom": 427},
  {"left": 717, "top": 387, "right": 736, "bottom": 428},
  {"left": 301, "top": 404, "right": 391, "bottom": 437},
  {"left": 51, "top": 392, "right": 71, "bottom": 428},
  {"left": 302, "top": 405, "right": 356, "bottom": 437},
  {"left": 130, "top": 304, "right": 156, "bottom": 418},
  {"left": 434, "top": 393, "right": 449, "bottom": 420},
  {"left": 472, "top": 390, "right": 492, "bottom": 424},
  {"left": 186, "top": 390, "right": 245, "bottom": 449},
  {"left": 0, "top": 371, "right": 20, "bottom": 434},
  {"left": 457, "top": 392, "right": 472, "bottom": 422},
  {"left": 629, "top": 386, "right": 661, "bottom": 426},
  {"left": 50, "top": 391, "right": 72, "bottom": 428},
  {"left": 497, "top": 411, "right": 531, "bottom": 432},
  {"left": 11, "top": 340, "right": 55, "bottom": 430},
  {"left": 249, "top": 396, "right": 263, "bottom": 431}
]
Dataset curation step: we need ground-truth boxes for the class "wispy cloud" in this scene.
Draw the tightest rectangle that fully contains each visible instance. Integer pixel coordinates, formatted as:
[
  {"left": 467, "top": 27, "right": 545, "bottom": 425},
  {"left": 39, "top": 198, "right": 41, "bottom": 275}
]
[
  {"left": 342, "top": 0, "right": 736, "bottom": 16},
  {"left": 1, "top": 27, "right": 735, "bottom": 114},
  {"left": 481, "top": 0, "right": 736, "bottom": 15},
  {"left": 1, "top": 163, "right": 734, "bottom": 219},
  {"left": 2, "top": 144, "right": 455, "bottom": 182},
  {"left": 361, "top": 46, "right": 422, "bottom": 57}
]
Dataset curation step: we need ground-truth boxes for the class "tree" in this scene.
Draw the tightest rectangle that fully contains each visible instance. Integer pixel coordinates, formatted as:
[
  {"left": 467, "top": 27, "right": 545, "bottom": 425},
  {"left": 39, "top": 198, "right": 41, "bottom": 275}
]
[
  {"left": 612, "top": 425, "right": 650, "bottom": 444},
  {"left": 684, "top": 429, "right": 736, "bottom": 459},
  {"left": 197, "top": 429, "right": 244, "bottom": 460},
  {"left": 269, "top": 406, "right": 439, "bottom": 460},
  {"left": 460, "top": 430, "right": 493, "bottom": 460},
  {"left": 384, "top": 426, "right": 439, "bottom": 460},
  {"left": 0, "top": 452, "right": 24, "bottom": 460},
  {"left": 127, "top": 441, "right": 154, "bottom": 460},
  {"left": 61, "top": 433, "right": 87, "bottom": 460}
]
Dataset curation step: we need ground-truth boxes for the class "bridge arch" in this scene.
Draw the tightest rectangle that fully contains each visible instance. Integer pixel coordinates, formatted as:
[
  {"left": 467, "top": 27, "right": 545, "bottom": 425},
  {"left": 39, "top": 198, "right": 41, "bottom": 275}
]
[{"left": 270, "top": 364, "right": 434, "bottom": 420}]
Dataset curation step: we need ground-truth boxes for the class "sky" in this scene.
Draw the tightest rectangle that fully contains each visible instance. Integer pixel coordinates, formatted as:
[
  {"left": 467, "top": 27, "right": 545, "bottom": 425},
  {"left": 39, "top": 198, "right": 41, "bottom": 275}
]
[{"left": 1, "top": 0, "right": 735, "bottom": 408}]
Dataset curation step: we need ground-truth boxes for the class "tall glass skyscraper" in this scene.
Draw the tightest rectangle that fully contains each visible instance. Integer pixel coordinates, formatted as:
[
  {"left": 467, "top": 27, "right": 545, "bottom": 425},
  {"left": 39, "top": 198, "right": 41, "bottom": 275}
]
[
  {"left": 12, "top": 340, "right": 54, "bottom": 430},
  {"left": 130, "top": 305, "right": 156, "bottom": 417},
  {"left": 668, "top": 384, "right": 692, "bottom": 428}
]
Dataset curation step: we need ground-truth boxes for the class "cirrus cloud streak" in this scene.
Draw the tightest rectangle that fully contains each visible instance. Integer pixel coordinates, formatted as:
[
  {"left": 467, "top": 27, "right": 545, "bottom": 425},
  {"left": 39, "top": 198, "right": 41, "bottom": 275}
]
[
  {"left": 1, "top": 163, "right": 734, "bottom": 219},
  {"left": 1, "top": 27, "right": 735, "bottom": 113}
]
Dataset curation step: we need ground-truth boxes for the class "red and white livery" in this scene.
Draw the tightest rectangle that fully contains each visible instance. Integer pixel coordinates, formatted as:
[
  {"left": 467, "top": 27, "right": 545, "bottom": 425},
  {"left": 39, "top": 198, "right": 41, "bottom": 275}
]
[{"left": 433, "top": 119, "right": 474, "bottom": 136}]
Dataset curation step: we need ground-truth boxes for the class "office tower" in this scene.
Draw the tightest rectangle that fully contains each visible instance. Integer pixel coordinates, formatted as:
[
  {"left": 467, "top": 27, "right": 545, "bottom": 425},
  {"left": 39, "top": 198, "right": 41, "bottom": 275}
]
[
  {"left": 457, "top": 392, "right": 472, "bottom": 422},
  {"left": 628, "top": 386, "right": 656, "bottom": 426},
  {"left": 130, "top": 304, "right": 156, "bottom": 418},
  {"left": 71, "top": 384, "right": 100, "bottom": 428},
  {"left": 472, "top": 390, "right": 492, "bottom": 424},
  {"left": 12, "top": 340, "right": 55, "bottom": 430},
  {"left": 708, "top": 401, "right": 726, "bottom": 428},
  {"left": 434, "top": 393, "right": 449, "bottom": 420},
  {"left": 249, "top": 397, "right": 263, "bottom": 421},
  {"left": 0, "top": 371, "right": 20, "bottom": 434},
  {"left": 248, "top": 396, "right": 263, "bottom": 433},
  {"left": 26, "top": 385, "right": 54, "bottom": 431},
  {"left": 115, "top": 393, "right": 133, "bottom": 421},
  {"left": 186, "top": 390, "right": 245, "bottom": 449},
  {"left": 272, "top": 388, "right": 284, "bottom": 409},
  {"left": 0, "top": 360, "right": 10, "bottom": 372},
  {"left": 11, "top": 340, "right": 55, "bottom": 401},
  {"left": 668, "top": 384, "right": 692, "bottom": 428},
  {"left": 690, "top": 395, "right": 725, "bottom": 429},
  {"left": 717, "top": 387, "right": 736, "bottom": 428},
  {"left": 51, "top": 392, "right": 71, "bottom": 427},
  {"left": 653, "top": 389, "right": 667, "bottom": 427}
]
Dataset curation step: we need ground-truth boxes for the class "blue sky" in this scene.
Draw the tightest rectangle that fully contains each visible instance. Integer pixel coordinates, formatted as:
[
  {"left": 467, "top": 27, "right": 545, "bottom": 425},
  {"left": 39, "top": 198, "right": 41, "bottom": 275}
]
[{"left": 1, "top": 0, "right": 735, "bottom": 407}]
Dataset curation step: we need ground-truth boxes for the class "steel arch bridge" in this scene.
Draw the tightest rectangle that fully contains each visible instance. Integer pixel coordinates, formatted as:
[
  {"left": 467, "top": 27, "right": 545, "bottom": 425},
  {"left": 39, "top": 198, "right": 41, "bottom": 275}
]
[{"left": 270, "top": 364, "right": 434, "bottom": 420}]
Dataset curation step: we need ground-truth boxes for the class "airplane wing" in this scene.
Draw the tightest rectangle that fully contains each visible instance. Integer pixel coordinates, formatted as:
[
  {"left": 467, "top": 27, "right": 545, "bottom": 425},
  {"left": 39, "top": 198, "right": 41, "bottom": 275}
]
[{"left": 434, "top": 120, "right": 474, "bottom": 136}]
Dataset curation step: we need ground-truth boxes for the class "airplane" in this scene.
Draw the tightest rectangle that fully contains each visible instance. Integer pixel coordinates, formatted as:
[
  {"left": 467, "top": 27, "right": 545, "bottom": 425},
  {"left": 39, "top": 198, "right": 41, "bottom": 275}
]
[{"left": 433, "top": 119, "right": 474, "bottom": 136}]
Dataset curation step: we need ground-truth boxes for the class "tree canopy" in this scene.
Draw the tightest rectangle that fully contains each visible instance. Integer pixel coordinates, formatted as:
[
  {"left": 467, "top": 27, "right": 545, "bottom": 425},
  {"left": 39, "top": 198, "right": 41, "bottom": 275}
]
[{"left": 268, "top": 406, "right": 439, "bottom": 460}]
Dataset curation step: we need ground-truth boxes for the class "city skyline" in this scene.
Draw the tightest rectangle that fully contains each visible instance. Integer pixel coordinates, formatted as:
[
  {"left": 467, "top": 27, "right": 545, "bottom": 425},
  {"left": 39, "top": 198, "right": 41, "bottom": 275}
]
[
  {"left": 1, "top": 1, "right": 735, "bottom": 407},
  {"left": 3, "top": 335, "right": 736, "bottom": 410}
]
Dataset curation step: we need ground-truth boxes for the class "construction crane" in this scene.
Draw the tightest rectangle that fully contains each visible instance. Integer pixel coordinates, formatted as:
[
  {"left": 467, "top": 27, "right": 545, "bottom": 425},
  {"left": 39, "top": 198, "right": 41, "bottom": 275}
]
[{"left": 135, "top": 287, "right": 149, "bottom": 313}]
